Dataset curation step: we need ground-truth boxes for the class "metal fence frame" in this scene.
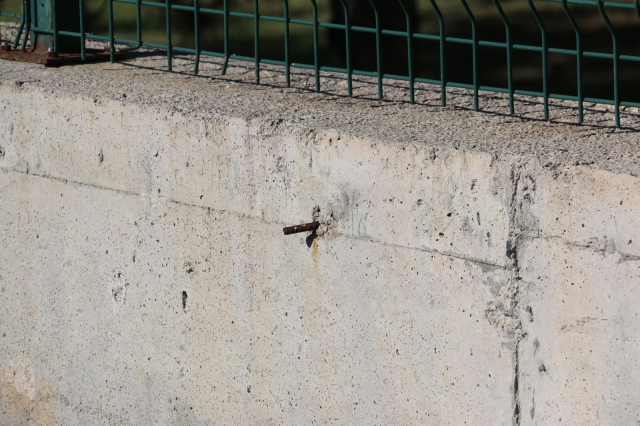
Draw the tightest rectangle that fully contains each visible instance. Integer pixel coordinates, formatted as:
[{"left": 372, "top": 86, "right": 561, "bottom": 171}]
[{"left": 2, "top": 0, "right": 640, "bottom": 127}]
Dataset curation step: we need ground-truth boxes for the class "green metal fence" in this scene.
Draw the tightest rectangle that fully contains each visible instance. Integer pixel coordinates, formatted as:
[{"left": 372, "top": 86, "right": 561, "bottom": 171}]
[{"left": 2, "top": 0, "right": 640, "bottom": 127}]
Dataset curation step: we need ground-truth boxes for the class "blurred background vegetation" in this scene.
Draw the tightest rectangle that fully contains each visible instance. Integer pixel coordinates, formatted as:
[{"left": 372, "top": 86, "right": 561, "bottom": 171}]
[{"left": 1, "top": 0, "right": 639, "bottom": 101}]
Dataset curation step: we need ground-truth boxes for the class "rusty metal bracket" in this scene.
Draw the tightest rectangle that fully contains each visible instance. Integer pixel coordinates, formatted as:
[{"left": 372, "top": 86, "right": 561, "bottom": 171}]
[
  {"left": 0, "top": 44, "right": 124, "bottom": 67},
  {"left": 283, "top": 222, "right": 320, "bottom": 236}
]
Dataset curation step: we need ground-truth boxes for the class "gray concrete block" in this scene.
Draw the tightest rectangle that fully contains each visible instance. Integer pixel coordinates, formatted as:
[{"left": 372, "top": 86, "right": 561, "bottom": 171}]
[
  {"left": 517, "top": 238, "right": 640, "bottom": 425},
  {"left": 1, "top": 52, "right": 639, "bottom": 424},
  {"left": 1, "top": 169, "right": 514, "bottom": 424}
]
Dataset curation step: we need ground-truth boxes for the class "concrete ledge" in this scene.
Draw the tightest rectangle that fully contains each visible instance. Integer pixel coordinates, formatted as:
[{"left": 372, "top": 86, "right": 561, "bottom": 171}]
[{"left": 1, "top": 52, "right": 639, "bottom": 425}]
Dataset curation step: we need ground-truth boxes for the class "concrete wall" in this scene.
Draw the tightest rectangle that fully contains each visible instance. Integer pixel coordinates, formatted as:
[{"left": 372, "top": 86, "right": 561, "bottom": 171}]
[{"left": 0, "top": 82, "right": 638, "bottom": 425}]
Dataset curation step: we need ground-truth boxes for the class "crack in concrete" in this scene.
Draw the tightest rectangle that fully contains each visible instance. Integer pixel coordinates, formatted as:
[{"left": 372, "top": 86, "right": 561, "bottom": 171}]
[
  {"left": 508, "top": 163, "right": 525, "bottom": 426},
  {"left": 4, "top": 168, "right": 514, "bottom": 271},
  {"left": 519, "top": 232, "right": 640, "bottom": 261},
  {"left": 8, "top": 159, "right": 635, "bottom": 426}
]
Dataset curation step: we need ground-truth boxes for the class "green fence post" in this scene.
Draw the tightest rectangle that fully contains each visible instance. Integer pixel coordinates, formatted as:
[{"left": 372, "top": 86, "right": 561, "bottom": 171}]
[{"left": 14, "top": 0, "right": 80, "bottom": 53}]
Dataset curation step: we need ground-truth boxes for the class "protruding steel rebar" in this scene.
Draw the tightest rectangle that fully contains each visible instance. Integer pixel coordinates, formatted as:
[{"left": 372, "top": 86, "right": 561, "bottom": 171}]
[{"left": 283, "top": 222, "right": 320, "bottom": 236}]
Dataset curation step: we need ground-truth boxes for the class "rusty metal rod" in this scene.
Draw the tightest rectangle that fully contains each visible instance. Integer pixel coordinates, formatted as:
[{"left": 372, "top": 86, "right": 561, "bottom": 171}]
[{"left": 283, "top": 222, "right": 320, "bottom": 235}]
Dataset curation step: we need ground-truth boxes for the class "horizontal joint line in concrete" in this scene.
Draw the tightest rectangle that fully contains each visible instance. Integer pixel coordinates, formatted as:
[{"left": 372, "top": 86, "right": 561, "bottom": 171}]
[
  {"left": 519, "top": 232, "right": 640, "bottom": 261},
  {"left": 5, "top": 168, "right": 512, "bottom": 271}
]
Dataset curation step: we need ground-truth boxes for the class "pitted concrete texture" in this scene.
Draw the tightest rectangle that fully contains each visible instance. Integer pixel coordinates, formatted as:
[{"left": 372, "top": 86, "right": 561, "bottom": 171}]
[
  {"left": 0, "top": 21, "right": 639, "bottom": 177},
  {"left": 518, "top": 238, "right": 640, "bottom": 425},
  {"left": 1, "top": 28, "right": 639, "bottom": 425}
]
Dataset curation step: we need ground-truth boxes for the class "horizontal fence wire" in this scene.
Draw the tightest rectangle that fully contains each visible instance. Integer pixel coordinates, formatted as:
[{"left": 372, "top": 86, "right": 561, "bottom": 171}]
[{"left": 2, "top": 0, "right": 640, "bottom": 127}]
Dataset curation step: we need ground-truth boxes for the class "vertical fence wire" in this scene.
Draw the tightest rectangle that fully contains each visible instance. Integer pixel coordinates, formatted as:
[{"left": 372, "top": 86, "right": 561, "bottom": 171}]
[
  {"left": 527, "top": 0, "right": 548, "bottom": 120},
  {"left": 3, "top": 0, "right": 639, "bottom": 126},
  {"left": 337, "top": 0, "right": 352, "bottom": 96},
  {"left": 560, "top": 0, "right": 582, "bottom": 123},
  {"left": 166, "top": 0, "right": 172, "bottom": 70},
  {"left": 460, "top": 0, "right": 478, "bottom": 111},
  {"left": 21, "top": 0, "right": 30, "bottom": 51},
  {"left": 79, "top": 0, "right": 85, "bottom": 59},
  {"left": 596, "top": 0, "right": 619, "bottom": 127},
  {"left": 120, "top": 0, "right": 142, "bottom": 52},
  {"left": 222, "top": 0, "right": 229, "bottom": 74},
  {"left": 136, "top": 0, "right": 141, "bottom": 48},
  {"left": 254, "top": 0, "right": 260, "bottom": 84},
  {"left": 398, "top": 0, "right": 414, "bottom": 103},
  {"left": 194, "top": 0, "right": 200, "bottom": 74},
  {"left": 11, "top": 7, "right": 25, "bottom": 48},
  {"left": 283, "top": 0, "right": 290, "bottom": 87},
  {"left": 52, "top": 0, "right": 58, "bottom": 51},
  {"left": 493, "top": 0, "right": 513, "bottom": 114},
  {"left": 429, "top": 0, "right": 446, "bottom": 106},
  {"left": 368, "top": 0, "right": 382, "bottom": 99},
  {"left": 309, "top": 0, "right": 320, "bottom": 92},
  {"left": 108, "top": 0, "right": 114, "bottom": 62}
]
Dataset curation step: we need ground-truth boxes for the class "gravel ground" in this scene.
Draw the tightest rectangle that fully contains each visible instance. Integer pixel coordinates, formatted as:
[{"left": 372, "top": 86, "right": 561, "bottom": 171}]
[{"left": 1, "top": 23, "right": 639, "bottom": 176}]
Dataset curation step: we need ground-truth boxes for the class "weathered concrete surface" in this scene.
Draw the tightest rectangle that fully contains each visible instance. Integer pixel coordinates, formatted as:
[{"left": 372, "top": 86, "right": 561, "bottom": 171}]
[
  {"left": 518, "top": 238, "right": 640, "bottom": 425},
  {"left": 0, "top": 44, "right": 639, "bottom": 425},
  {"left": 1, "top": 170, "right": 514, "bottom": 424}
]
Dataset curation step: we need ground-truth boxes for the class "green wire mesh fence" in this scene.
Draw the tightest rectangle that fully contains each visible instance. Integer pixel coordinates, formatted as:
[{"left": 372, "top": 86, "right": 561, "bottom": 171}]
[{"left": 2, "top": 0, "right": 640, "bottom": 127}]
